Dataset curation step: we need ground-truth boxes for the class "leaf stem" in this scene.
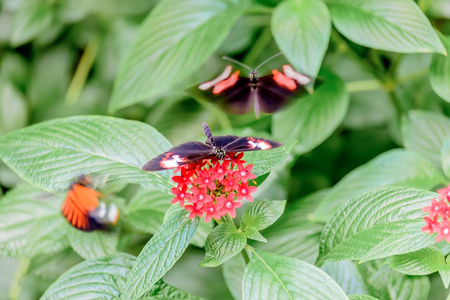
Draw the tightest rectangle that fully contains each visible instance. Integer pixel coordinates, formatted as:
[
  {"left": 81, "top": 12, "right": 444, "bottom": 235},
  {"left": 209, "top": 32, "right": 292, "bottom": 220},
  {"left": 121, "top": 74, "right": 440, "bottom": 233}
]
[
  {"left": 65, "top": 35, "right": 101, "bottom": 105},
  {"left": 346, "top": 79, "right": 383, "bottom": 93},
  {"left": 241, "top": 247, "right": 252, "bottom": 264},
  {"left": 9, "top": 258, "right": 31, "bottom": 300}
]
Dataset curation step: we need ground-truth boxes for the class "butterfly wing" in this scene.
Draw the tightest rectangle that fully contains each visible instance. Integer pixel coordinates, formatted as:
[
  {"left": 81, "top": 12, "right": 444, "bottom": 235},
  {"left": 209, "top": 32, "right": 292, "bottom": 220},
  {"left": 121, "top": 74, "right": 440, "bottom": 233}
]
[
  {"left": 223, "top": 136, "right": 283, "bottom": 152},
  {"left": 61, "top": 183, "right": 102, "bottom": 231},
  {"left": 143, "top": 141, "right": 214, "bottom": 171},
  {"left": 189, "top": 76, "right": 253, "bottom": 115},
  {"left": 257, "top": 75, "right": 307, "bottom": 114},
  {"left": 211, "top": 135, "right": 240, "bottom": 148}
]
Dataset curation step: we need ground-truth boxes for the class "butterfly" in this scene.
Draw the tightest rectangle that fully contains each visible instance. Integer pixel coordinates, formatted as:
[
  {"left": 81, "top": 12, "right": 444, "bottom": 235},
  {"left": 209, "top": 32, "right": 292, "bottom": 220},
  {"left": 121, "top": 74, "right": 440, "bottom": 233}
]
[
  {"left": 61, "top": 175, "right": 119, "bottom": 231},
  {"left": 142, "top": 122, "right": 283, "bottom": 171},
  {"left": 190, "top": 53, "right": 314, "bottom": 118}
]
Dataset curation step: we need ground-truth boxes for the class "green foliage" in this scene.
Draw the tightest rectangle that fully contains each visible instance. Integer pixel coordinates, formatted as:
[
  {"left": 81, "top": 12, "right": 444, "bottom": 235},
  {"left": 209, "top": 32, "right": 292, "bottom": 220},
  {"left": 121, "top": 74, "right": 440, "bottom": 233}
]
[
  {"left": 242, "top": 250, "right": 347, "bottom": 299},
  {"left": 317, "top": 187, "right": 436, "bottom": 265},
  {"left": 1, "top": 0, "right": 450, "bottom": 298}
]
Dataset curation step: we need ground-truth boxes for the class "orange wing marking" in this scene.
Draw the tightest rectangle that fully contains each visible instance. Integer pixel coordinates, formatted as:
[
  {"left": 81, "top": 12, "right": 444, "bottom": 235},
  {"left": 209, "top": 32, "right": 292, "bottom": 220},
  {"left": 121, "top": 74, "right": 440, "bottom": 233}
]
[
  {"left": 212, "top": 71, "right": 240, "bottom": 95},
  {"left": 61, "top": 184, "right": 100, "bottom": 230},
  {"left": 272, "top": 69, "right": 296, "bottom": 91},
  {"left": 199, "top": 65, "right": 232, "bottom": 90}
]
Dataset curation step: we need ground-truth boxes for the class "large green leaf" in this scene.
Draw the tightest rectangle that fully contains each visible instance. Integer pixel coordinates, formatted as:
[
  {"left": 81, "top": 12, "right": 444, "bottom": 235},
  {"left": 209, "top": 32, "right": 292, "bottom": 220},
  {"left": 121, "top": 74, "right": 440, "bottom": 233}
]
[
  {"left": 430, "top": 34, "right": 450, "bottom": 102},
  {"left": 326, "top": 0, "right": 446, "bottom": 54},
  {"left": 200, "top": 223, "right": 246, "bottom": 267},
  {"left": 41, "top": 253, "right": 135, "bottom": 299},
  {"left": 125, "top": 189, "right": 171, "bottom": 234},
  {"left": 109, "top": 0, "right": 249, "bottom": 112},
  {"left": 67, "top": 227, "right": 119, "bottom": 260},
  {"left": 317, "top": 187, "right": 436, "bottom": 266},
  {"left": 0, "top": 79, "right": 28, "bottom": 136},
  {"left": 222, "top": 255, "right": 245, "bottom": 300},
  {"left": 11, "top": 0, "right": 53, "bottom": 46},
  {"left": 244, "top": 141, "right": 295, "bottom": 178},
  {"left": 358, "top": 260, "right": 430, "bottom": 300},
  {"left": 403, "top": 110, "right": 450, "bottom": 168},
  {"left": 122, "top": 208, "right": 198, "bottom": 299},
  {"left": 272, "top": 0, "right": 330, "bottom": 79},
  {"left": 321, "top": 261, "right": 368, "bottom": 295},
  {"left": 348, "top": 296, "right": 379, "bottom": 300},
  {"left": 272, "top": 69, "right": 349, "bottom": 155},
  {"left": 312, "top": 149, "right": 444, "bottom": 222},
  {"left": 256, "top": 190, "right": 325, "bottom": 264},
  {"left": 0, "top": 184, "right": 69, "bottom": 258},
  {"left": 388, "top": 246, "right": 445, "bottom": 275},
  {"left": 0, "top": 116, "right": 173, "bottom": 193},
  {"left": 243, "top": 250, "right": 347, "bottom": 300}
]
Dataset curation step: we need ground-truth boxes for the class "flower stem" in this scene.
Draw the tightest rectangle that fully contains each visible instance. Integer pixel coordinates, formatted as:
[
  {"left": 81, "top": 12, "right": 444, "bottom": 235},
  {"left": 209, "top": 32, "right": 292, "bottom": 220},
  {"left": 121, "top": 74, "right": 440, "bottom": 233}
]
[
  {"left": 9, "top": 258, "right": 30, "bottom": 300},
  {"left": 65, "top": 35, "right": 100, "bottom": 105}
]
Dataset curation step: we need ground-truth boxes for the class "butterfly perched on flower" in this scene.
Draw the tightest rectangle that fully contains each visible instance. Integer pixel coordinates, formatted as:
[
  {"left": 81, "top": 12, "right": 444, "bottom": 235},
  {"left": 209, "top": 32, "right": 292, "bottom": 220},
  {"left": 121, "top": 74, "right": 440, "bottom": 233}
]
[
  {"left": 142, "top": 122, "right": 282, "bottom": 171},
  {"left": 189, "top": 53, "right": 316, "bottom": 118},
  {"left": 61, "top": 175, "right": 119, "bottom": 231}
]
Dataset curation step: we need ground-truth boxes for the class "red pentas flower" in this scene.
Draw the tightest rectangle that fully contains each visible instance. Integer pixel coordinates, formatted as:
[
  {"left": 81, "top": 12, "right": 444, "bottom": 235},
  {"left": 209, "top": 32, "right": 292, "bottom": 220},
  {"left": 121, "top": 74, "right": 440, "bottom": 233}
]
[
  {"left": 422, "top": 184, "right": 450, "bottom": 242},
  {"left": 169, "top": 153, "right": 258, "bottom": 222}
]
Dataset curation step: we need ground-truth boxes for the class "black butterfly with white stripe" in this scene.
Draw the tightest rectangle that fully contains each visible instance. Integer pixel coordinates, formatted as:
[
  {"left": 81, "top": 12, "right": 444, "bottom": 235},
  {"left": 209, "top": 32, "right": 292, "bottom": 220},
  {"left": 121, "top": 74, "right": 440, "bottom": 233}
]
[{"left": 142, "top": 122, "right": 282, "bottom": 171}]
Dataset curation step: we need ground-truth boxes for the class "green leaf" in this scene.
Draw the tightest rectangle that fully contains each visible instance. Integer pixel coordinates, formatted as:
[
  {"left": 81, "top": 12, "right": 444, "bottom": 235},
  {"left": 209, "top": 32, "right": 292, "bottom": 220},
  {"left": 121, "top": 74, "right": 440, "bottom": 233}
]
[
  {"left": 317, "top": 187, "right": 436, "bottom": 266},
  {"left": 244, "top": 141, "right": 295, "bottom": 178},
  {"left": 67, "top": 227, "right": 119, "bottom": 260},
  {"left": 312, "top": 149, "right": 444, "bottom": 222},
  {"left": 430, "top": 34, "right": 450, "bottom": 102},
  {"left": 439, "top": 255, "right": 450, "bottom": 289},
  {"left": 109, "top": 0, "right": 249, "bottom": 112},
  {"left": 403, "top": 110, "right": 450, "bottom": 168},
  {"left": 144, "top": 280, "right": 203, "bottom": 299},
  {"left": 272, "top": 0, "right": 330, "bottom": 79},
  {"left": 358, "top": 260, "right": 430, "bottom": 300},
  {"left": 321, "top": 261, "right": 368, "bottom": 295},
  {"left": 28, "top": 248, "right": 82, "bottom": 281},
  {"left": 0, "top": 115, "right": 173, "bottom": 193},
  {"left": 243, "top": 250, "right": 347, "bottom": 300},
  {"left": 11, "top": 0, "right": 53, "bottom": 46},
  {"left": 256, "top": 190, "right": 325, "bottom": 264},
  {"left": 125, "top": 189, "right": 171, "bottom": 234},
  {"left": 222, "top": 255, "right": 246, "bottom": 300},
  {"left": 0, "top": 79, "right": 28, "bottom": 136},
  {"left": 348, "top": 296, "right": 380, "bottom": 300},
  {"left": 122, "top": 209, "right": 198, "bottom": 299},
  {"left": 200, "top": 223, "right": 246, "bottom": 267},
  {"left": 326, "top": 0, "right": 446, "bottom": 54},
  {"left": 442, "top": 138, "right": 450, "bottom": 178},
  {"left": 0, "top": 184, "right": 69, "bottom": 258},
  {"left": 0, "top": 51, "right": 29, "bottom": 88},
  {"left": 191, "top": 219, "right": 214, "bottom": 248},
  {"left": 241, "top": 200, "right": 286, "bottom": 236},
  {"left": 272, "top": 69, "right": 349, "bottom": 155},
  {"left": 388, "top": 246, "right": 445, "bottom": 275},
  {"left": 41, "top": 252, "right": 135, "bottom": 299}
]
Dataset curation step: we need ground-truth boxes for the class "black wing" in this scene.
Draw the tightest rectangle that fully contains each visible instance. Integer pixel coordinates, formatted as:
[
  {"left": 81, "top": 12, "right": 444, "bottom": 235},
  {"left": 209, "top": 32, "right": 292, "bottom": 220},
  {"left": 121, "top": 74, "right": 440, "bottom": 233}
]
[
  {"left": 210, "top": 135, "right": 240, "bottom": 148},
  {"left": 223, "top": 137, "right": 283, "bottom": 152},
  {"left": 188, "top": 77, "right": 253, "bottom": 115},
  {"left": 257, "top": 75, "right": 307, "bottom": 114},
  {"left": 142, "top": 141, "right": 214, "bottom": 171}
]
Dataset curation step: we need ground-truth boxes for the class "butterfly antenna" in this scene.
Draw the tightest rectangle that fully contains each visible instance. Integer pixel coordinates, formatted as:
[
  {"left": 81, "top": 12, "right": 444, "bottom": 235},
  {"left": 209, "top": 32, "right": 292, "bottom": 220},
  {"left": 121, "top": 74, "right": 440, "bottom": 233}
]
[
  {"left": 202, "top": 122, "right": 216, "bottom": 147},
  {"left": 254, "top": 52, "right": 284, "bottom": 71},
  {"left": 222, "top": 56, "right": 253, "bottom": 72}
]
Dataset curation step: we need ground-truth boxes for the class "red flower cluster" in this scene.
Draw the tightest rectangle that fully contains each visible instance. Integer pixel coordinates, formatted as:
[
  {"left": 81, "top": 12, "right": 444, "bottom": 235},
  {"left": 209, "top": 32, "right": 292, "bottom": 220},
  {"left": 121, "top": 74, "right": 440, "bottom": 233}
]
[
  {"left": 170, "top": 153, "right": 257, "bottom": 222},
  {"left": 422, "top": 185, "right": 450, "bottom": 242}
]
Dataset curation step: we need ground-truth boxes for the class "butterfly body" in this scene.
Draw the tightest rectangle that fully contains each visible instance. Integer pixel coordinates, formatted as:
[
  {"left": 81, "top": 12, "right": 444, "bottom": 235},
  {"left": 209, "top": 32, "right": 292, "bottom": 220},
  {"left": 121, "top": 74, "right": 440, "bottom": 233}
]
[{"left": 142, "top": 123, "right": 282, "bottom": 171}]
